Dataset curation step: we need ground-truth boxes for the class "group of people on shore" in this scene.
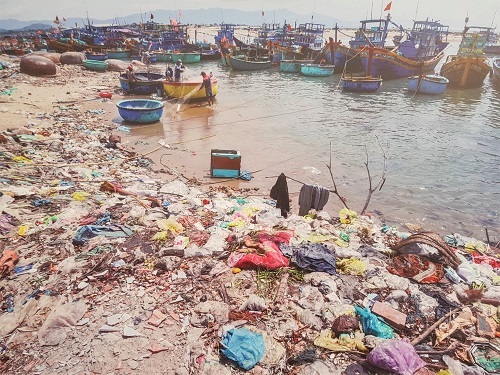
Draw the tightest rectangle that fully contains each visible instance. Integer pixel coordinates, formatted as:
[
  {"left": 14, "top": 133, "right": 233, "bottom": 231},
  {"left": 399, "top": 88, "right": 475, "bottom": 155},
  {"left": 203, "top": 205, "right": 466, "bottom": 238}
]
[{"left": 125, "top": 59, "right": 213, "bottom": 105}]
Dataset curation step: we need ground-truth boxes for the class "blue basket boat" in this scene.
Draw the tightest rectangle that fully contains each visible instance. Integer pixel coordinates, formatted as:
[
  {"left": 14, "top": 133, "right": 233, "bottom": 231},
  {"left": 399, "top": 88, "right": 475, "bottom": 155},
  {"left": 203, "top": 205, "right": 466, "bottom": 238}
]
[
  {"left": 116, "top": 99, "right": 164, "bottom": 124},
  {"left": 300, "top": 63, "right": 335, "bottom": 77},
  {"left": 341, "top": 74, "right": 383, "bottom": 93},
  {"left": 83, "top": 60, "right": 108, "bottom": 71},
  {"left": 119, "top": 72, "right": 165, "bottom": 95},
  {"left": 407, "top": 74, "right": 449, "bottom": 95}
]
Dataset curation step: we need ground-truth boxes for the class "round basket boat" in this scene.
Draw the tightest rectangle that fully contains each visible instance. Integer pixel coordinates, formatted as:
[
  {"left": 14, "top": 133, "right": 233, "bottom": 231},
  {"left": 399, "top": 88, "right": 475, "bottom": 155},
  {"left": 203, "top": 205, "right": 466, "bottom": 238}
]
[{"left": 116, "top": 99, "right": 164, "bottom": 124}]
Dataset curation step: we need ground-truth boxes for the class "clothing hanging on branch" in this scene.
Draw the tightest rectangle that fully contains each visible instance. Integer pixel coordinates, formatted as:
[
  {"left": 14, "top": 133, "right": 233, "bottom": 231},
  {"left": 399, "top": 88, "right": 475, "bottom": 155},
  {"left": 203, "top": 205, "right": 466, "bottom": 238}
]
[
  {"left": 270, "top": 173, "right": 290, "bottom": 217},
  {"left": 298, "top": 184, "right": 330, "bottom": 216}
]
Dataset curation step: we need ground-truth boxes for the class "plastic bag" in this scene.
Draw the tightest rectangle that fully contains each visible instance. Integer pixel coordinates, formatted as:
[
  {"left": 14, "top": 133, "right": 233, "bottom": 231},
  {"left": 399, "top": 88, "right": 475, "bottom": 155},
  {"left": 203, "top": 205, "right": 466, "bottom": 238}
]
[
  {"left": 339, "top": 208, "right": 358, "bottom": 224},
  {"left": 336, "top": 258, "right": 367, "bottom": 276},
  {"left": 354, "top": 305, "right": 394, "bottom": 339},
  {"left": 366, "top": 339, "right": 426, "bottom": 375},
  {"left": 221, "top": 328, "right": 265, "bottom": 370}
]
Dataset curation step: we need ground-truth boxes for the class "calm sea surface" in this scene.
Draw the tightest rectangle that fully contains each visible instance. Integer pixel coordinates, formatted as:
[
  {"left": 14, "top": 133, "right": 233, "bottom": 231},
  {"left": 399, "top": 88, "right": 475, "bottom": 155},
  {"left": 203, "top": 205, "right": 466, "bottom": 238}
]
[{"left": 123, "top": 41, "right": 500, "bottom": 240}]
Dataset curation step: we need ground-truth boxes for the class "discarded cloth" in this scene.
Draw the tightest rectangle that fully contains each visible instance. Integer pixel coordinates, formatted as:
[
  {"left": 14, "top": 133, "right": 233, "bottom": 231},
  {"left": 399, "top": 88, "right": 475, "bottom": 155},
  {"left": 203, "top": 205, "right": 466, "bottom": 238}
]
[
  {"left": 280, "top": 243, "right": 336, "bottom": 274},
  {"left": 72, "top": 224, "right": 133, "bottom": 245},
  {"left": 221, "top": 328, "right": 265, "bottom": 370},
  {"left": 0, "top": 249, "right": 19, "bottom": 278},
  {"left": 336, "top": 258, "right": 366, "bottom": 276},
  {"left": 0, "top": 214, "right": 16, "bottom": 235},
  {"left": 386, "top": 254, "right": 445, "bottom": 283},
  {"left": 298, "top": 184, "right": 329, "bottom": 216},
  {"left": 354, "top": 305, "right": 394, "bottom": 339},
  {"left": 314, "top": 330, "right": 367, "bottom": 352},
  {"left": 228, "top": 231, "right": 291, "bottom": 270},
  {"left": 270, "top": 173, "right": 290, "bottom": 217},
  {"left": 366, "top": 339, "right": 426, "bottom": 375}
]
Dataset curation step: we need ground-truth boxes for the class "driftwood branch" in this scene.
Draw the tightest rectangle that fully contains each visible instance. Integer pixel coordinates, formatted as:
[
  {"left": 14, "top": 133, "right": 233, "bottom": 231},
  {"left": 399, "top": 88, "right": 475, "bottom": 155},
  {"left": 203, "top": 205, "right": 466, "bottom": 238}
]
[
  {"left": 411, "top": 308, "right": 460, "bottom": 346},
  {"left": 360, "top": 136, "right": 387, "bottom": 215},
  {"left": 326, "top": 141, "right": 349, "bottom": 209}
]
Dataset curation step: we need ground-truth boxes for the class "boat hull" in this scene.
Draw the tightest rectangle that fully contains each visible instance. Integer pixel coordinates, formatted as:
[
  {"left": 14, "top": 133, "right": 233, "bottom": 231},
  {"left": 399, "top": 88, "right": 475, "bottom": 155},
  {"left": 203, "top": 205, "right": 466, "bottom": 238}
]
[
  {"left": 172, "top": 52, "right": 201, "bottom": 64},
  {"left": 326, "top": 44, "right": 365, "bottom": 73},
  {"left": 106, "top": 50, "right": 131, "bottom": 59},
  {"left": 83, "top": 60, "right": 108, "bottom": 71},
  {"left": 300, "top": 64, "right": 335, "bottom": 77},
  {"left": 440, "top": 56, "right": 491, "bottom": 89},
  {"left": 119, "top": 72, "right": 165, "bottom": 95},
  {"left": 407, "top": 75, "right": 448, "bottom": 94},
  {"left": 483, "top": 45, "right": 500, "bottom": 54},
  {"left": 163, "top": 79, "right": 218, "bottom": 100},
  {"left": 228, "top": 56, "right": 272, "bottom": 71},
  {"left": 280, "top": 60, "right": 302, "bottom": 73},
  {"left": 201, "top": 51, "right": 222, "bottom": 61},
  {"left": 359, "top": 48, "right": 444, "bottom": 80},
  {"left": 116, "top": 99, "right": 164, "bottom": 124},
  {"left": 86, "top": 52, "right": 108, "bottom": 61},
  {"left": 493, "top": 58, "right": 500, "bottom": 83},
  {"left": 341, "top": 76, "right": 382, "bottom": 92}
]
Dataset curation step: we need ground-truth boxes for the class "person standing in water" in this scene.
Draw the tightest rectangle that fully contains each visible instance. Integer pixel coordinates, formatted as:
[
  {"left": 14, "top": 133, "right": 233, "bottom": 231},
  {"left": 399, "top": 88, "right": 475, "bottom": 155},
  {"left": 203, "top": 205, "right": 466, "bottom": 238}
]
[
  {"left": 200, "top": 71, "right": 213, "bottom": 106},
  {"left": 173, "top": 59, "right": 185, "bottom": 82}
]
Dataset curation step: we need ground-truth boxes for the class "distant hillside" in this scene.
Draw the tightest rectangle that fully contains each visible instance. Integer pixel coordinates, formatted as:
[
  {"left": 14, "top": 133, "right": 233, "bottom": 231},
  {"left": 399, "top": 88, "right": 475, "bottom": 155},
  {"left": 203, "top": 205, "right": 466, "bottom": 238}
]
[
  {"left": 20, "top": 23, "right": 53, "bottom": 31},
  {"left": 0, "top": 8, "right": 352, "bottom": 31}
]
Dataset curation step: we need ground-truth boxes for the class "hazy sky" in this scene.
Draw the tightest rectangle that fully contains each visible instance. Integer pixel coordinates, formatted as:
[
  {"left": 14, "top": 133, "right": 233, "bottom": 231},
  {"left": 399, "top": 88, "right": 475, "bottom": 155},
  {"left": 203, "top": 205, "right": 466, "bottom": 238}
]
[{"left": 2, "top": 0, "right": 499, "bottom": 30}]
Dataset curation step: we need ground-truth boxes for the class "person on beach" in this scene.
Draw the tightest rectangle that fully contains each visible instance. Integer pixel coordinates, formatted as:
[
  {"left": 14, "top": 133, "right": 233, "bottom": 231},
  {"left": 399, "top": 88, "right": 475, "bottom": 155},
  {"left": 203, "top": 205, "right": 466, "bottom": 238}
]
[
  {"left": 199, "top": 71, "right": 214, "bottom": 106},
  {"left": 165, "top": 64, "right": 173, "bottom": 81},
  {"left": 126, "top": 65, "right": 136, "bottom": 82},
  {"left": 174, "top": 59, "right": 185, "bottom": 82}
]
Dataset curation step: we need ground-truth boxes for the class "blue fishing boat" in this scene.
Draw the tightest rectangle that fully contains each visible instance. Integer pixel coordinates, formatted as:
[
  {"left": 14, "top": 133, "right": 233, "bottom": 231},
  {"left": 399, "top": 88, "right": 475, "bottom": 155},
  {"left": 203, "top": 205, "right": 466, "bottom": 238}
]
[
  {"left": 300, "top": 63, "right": 335, "bottom": 77},
  {"left": 228, "top": 55, "right": 272, "bottom": 71},
  {"left": 172, "top": 52, "right": 201, "bottom": 64},
  {"left": 119, "top": 72, "right": 165, "bottom": 95},
  {"left": 83, "top": 60, "right": 108, "bottom": 71},
  {"left": 340, "top": 74, "right": 383, "bottom": 92},
  {"left": 214, "top": 24, "right": 236, "bottom": 46},
  {"left": 106, "top": 49, "right": 131, "bottom": 59},
  {"left": 280, "top": 59, "right": 313, "bottom": 73},
  {"left": 86, "top": 51, "right": 108, "bottom": 61},
  {"left": 407, "top": 74, "right": 448, "bottom": 94},
  {"left": 359, "top": 19, "right": 449, "bottom": 80},
  {"left": 116, "top": 99, "right": 164, "bottom": 124}
]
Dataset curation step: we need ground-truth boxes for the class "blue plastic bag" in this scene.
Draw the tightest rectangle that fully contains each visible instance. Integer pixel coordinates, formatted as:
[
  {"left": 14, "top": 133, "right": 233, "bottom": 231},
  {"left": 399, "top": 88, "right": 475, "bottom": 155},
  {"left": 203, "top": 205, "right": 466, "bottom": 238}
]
[
  {"left": 354, "top": 305, "right": 394, "bottom": 339},
  {"left": 221, "top": 328, "right": 265, "bottom": 370}
]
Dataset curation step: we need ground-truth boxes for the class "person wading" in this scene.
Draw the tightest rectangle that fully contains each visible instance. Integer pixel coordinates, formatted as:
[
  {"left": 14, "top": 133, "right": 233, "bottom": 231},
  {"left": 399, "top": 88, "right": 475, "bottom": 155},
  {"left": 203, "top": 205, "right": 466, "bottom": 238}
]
[
  {"left": 174, "top": 59, "right": 185, "bottom": 82},
  {"left": 199, "top": 71, "right": 214, "bottom": 106}
]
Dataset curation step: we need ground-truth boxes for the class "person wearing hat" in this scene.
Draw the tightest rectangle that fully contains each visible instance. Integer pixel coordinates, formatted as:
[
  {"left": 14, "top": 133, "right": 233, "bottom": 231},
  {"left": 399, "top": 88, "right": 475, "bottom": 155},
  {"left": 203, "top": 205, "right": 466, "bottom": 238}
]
[
  {"left": 126, "top": 65, "right": 136, "bottom": 82},
  {"left": 199, "top": 71, "right": 214, "bottom": 106},
  {"left": 173, "top": 59, "right": 185, "bottom": 82}
]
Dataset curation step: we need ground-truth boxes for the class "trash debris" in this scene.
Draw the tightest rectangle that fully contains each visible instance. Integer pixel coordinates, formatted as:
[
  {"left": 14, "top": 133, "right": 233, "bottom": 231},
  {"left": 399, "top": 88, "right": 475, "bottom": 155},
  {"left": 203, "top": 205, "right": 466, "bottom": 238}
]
[
  {"left": 366, "top": 339, "right": 426, "bottom": 375},
  {"left": 220, "top": 328, "right": 265, "bottom": 370}
]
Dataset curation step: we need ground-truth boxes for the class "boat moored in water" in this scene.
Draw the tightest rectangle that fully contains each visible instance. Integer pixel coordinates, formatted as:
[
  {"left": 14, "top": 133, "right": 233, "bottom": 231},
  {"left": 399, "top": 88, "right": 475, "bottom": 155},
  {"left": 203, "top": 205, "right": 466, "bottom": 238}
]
[
  {"left": 493, "top": 57, "right": 500, "bottom": 83},
  {"left": 407, "top": 74, "right": 449, "bottom": 94},
  {"left": 163, "top": 78, "right": 218, "bottom": 100},
  {"left": 280, "top": 59, "right": 313, "bottom": 73},
  {"left": 340, "top": 74, "right": 383, "bottom": 92},
  {"left": 228, "top": 55, "right": 272, "bottom": 71},
  {"left": 300, "top": 63, "right": 335, "bottom": 77}
]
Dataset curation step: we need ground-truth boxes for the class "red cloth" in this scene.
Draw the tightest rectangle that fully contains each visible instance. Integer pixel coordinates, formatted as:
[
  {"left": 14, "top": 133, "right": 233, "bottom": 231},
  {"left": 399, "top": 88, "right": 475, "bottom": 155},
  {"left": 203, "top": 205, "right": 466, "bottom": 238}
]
[{"left": 387, "top": 254, "right": 444, "bottom": 283}]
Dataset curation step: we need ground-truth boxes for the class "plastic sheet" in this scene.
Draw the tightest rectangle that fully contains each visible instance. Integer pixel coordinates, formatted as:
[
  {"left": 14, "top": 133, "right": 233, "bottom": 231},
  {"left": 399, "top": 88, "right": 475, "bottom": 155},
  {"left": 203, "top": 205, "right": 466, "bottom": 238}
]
[
  {"left": 72, "top": 224, "right": 133, "bottom": 245},
  {"left": 354, "top": 305, "right": 394, "bottom": 339},
  {"left": 280, "top": 243, "right": 336, "bottom": 274},
  {"left": 366, "top": 339, "right": 426, "bottom": 375},
  {"left": 220, "top": 328, "right": 265, "bottom": 370}
]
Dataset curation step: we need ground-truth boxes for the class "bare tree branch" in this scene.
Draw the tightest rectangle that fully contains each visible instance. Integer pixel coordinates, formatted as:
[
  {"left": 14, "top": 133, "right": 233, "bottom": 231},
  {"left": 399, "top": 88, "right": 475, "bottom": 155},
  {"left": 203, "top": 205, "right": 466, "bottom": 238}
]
[
  {"left": 326, "top": 141, "right": 349, "bottom": 209},
  {"left": 360, "top": 136, "right": 388, "bottom": 215}
]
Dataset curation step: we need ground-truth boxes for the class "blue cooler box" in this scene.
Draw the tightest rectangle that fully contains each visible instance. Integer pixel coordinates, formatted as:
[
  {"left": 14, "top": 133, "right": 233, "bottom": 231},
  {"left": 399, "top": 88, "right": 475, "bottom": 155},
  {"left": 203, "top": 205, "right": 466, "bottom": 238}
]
[{"left": 210, "top": 149, "right": 241, "bottom": 178}]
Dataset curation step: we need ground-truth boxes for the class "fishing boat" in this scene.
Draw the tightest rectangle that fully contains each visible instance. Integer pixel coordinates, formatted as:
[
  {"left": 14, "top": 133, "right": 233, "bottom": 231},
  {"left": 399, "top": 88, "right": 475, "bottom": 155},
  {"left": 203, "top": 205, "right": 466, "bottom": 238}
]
[
  {"left": 106, "top": 49, "right": 131, "bottom": 59},
  {"left": 119, "top": 72, "right": 165, "bottom": 95},
  {"left": 171, "top": 52, "right": 201, "bottom": 64},
  {"left": 83, "top": 59, "right": 108, "bottom": 71},
  {"left": 116, "top": 99, "right": 164, "bottom": 124},
  {"left": 163, "top": 78, "right": 218, "bottom": 100},
  {"left": 152, "top": 51, "right": 171, "bottom": 62},
  {"left": 440, "top": 22, "right": 493, "bottom": 89},
  {"left": 86, "top": 51, "right": 108, "bottom": 61},
  {"left": 280, "top": 59, "right": 313, "bottom": 73},
  {"left": 493, "top": 58, "right": 500, "bottom": 83},
  {"left": 47, "top": 38, "right": 89, "bottom": 53},
  {"left": 228, "top": 55, "right": 272, "bottom": 71},
  {"left": 214, "top": 24, "right": 236, "bottom": 46},
  {"left": 359, "top": 19, "right": 449, "bottom": 80},
  {"left": 300, "top": 63, "right": 335, "bottom": 77},
  {"left": 340, "top": 74, "right": 383, "bottom": 92},
  {"left": 200, "top": 50, "right": 222, "bottom": 61},
  {"left": 324, "top": 15, "right": 391, "bottom": 73},
  {"left": 407, "top": 74, "right": 449, "bottom": 94}
]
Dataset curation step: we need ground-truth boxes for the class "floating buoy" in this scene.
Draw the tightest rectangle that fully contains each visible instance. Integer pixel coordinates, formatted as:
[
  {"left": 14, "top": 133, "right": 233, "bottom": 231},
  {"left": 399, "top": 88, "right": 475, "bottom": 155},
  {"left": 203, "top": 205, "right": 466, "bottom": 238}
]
[{"left": 99, "top": 92, "right": 112, "bottom": 99}]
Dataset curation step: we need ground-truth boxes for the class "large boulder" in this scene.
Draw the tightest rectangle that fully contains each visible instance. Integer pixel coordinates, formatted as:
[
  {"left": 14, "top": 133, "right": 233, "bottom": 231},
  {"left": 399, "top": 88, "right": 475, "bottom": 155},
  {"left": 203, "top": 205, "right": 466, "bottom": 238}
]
[
  {"left": 60, "top": 52, "right": 85, "bottom": 65},
  {"left": 106, "top": 59, "right": 129, "bottom": 72},
  {"left": 20, "top": 55, "right": 56, "bottom": 77},
  {"left": 28, "top": 51, "right": 61, "bottom": 64}
]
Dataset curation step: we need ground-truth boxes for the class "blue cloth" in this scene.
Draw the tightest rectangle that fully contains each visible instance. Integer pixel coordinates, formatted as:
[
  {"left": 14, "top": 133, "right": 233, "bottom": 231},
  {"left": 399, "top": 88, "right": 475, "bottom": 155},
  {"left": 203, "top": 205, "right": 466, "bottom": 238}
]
[
  {"left": 73, "top": 224, "right": 133, "bottom": 246},
  {"left": 221, "top": 328, "right": 265, "bottom": 370},
  {"left": 280, "top": 243, "right": 336, "bottom": 275}
]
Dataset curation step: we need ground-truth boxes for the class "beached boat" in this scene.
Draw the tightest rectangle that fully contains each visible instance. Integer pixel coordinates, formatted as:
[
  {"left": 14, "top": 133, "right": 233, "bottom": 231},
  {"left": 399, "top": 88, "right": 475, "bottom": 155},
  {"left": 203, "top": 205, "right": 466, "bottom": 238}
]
[
  {"left": 493, "top": 58, "right": 500, "bottom": 83},
  {"left": 106, "top": 49, "right": 131, "bottom": 59},
  {"left": 86, "top": 51, "right": 108, "bottom": 61},
  {"left": 359, "top": 20, "right": 449, "bottom": 80},
  {"left": 172, "top": 52, "right": 201, "bottom": 64},
  {"left": 83, "top": 60, "right": 108, "bottom": 71},
  {"left": 440, "top": 24, "right": 493, "bottom": 89},
  {"left": 228, "top": 55, "right": 272, "bottom": 71},
  {"left": 407, "top": 74, "right": 449, "bottom": 94},
  {"left": 163, "top": 78, "right": 218, "bottom": 100},
  {"left": 119, "top": 72, "right": 164, "bottom": 95},
  {"left": 116, "top": 99, "right": 164, "bottom": 124},
  {"left": 47, "top": 38, "right": 88, "bottom": 53},
  {"left": 300, "top": 63, "right": 335, "bottom": 77},
  {"left": 280, "top": 60, "right": 313, "bottom": 73},
  {"left": 340, "top": 74, "right": 383, "bottom": 92}
]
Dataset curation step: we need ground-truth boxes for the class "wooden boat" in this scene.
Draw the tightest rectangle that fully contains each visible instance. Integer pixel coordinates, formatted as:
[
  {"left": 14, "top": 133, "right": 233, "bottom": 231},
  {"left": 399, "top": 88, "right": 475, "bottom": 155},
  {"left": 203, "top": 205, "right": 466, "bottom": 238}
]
[
  {"left": 152, "top": 51, "right": 170, "bottom": 62},
  {"left": 47, "top": 38, "right": 88, "bottom": 53},
  {"left": 407, "top": 74, "right": 449, "bottom": 94},
  {"left": 119, "top": 72, "right": 165, "bottom": 95},
  {"left": 116, "top": 99, "right": 164, "bottom": 124},
  {"left": 172, "top": 52, "right": 201, "bottom": 64},
  {"left": 280, "top": 60, "right": 313, "bottom": 73},
  {"left": 86, "top": 51, "right": 108, "bottom": 61},
  {"left": 228, "top": 55, "right": 272, "bottom": 71},
  {"left": 1, "top": 47, "right": 27, "bottom": 56},
  {"left": 340, "top": 74, "right": 383, "bottom": 92},
  {"left": 106, "top": 49, "right": 131, "bottom": 59},
  {"left": 83, "top": 60, "right": 108, "bottom": 71},
  {"left": 163, "top": 78, "right": 218, "bottom": 100},
  {"left": 359, "top": 20, "right": 449, "bottom": 80},
  {"left": 300, "top": 63, "right": 335, "bottom": 77},
  {"left": 440, "top": 25, "right": 493, "bottom": 89},
  {"left": 493, "top": 58, "right": 500, "bottom": 83},
  {"left": 200, "top": 50, "right": 222, "bottom": 61}
]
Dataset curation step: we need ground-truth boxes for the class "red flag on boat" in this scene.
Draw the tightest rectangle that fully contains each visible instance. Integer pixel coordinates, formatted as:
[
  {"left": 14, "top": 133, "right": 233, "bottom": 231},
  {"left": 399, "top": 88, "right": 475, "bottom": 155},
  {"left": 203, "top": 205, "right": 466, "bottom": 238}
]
[
  {"left": 384, "top": 1, "right": 392, "bottom": 11},
  {"left": 54, "top": 16, "right": 60, "bottom": 25},
  {"left": 287, "top": 24, "right": 292, "bottom": 31},
  {"left": 150, "top": 13, "right": 154, "bottom": 20},
  {"left": 262, "top": 10, "right": 265, "bottom": 17}
]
